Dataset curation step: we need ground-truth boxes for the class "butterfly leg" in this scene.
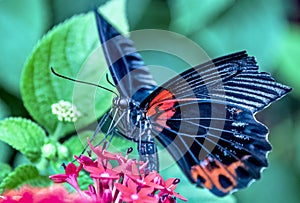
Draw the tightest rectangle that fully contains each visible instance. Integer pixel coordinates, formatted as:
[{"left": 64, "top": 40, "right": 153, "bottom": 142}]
[
  {"left": 102, "top": 110, "right": 126, "bottom": 149},
  {"left": 79, "top": 109, "right": 112, "bottom": 155},
  {"left": 82, "top": 107, "right": 126, "bottom": 156},
  {"left": 91, "top": 108, "right": 127, "bottom": 153}
]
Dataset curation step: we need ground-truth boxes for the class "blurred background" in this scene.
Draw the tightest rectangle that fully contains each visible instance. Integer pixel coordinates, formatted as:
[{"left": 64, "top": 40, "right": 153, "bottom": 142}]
[{"left": 0, "top": 0, "right": 299, "bottom": 202}]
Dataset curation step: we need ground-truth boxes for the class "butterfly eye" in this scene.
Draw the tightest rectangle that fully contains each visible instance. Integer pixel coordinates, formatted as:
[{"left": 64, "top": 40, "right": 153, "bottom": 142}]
[{"left": 118, "top": 98, "right": 129, "bottom": 109}]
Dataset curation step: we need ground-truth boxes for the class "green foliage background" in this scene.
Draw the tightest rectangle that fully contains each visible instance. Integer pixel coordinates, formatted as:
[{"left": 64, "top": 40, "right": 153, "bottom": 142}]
[{"left": 0, "top": 0, "right": 299, "bottom": 202}]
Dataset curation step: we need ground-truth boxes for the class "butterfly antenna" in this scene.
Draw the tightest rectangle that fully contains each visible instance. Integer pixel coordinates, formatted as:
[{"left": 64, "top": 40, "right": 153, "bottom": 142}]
[
  {"left": 51, "top": 67, "right": 118, "bottom": 96},
  {"left": 106, "top": 73, "right": 116, "bottom": 87}
]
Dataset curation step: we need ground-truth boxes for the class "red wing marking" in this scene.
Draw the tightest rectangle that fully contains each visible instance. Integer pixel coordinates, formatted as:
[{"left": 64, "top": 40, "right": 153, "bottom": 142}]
[
  {"left": 146, "top": 89, "right": 203, "bottom": 130},
  {"left": 147, "top": 89, "right": 202, "bottom": 117},
  {"left": 149, "top": 89, "right": 174, "bottom": 107},
  {"left": 146, "top": 90, "right": 176, "bottom": 130}
]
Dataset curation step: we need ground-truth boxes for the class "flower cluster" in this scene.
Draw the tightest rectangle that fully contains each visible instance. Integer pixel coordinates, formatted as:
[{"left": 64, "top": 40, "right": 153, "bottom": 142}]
[
  {"left": 49, "top": 142, "right": 187, "bottom": 203},
  {"left": 51, "top": 100, "right": 81, "bottom": 122},
  {"left": 0, "top": 142, "right": 187, "bottom": 203}
]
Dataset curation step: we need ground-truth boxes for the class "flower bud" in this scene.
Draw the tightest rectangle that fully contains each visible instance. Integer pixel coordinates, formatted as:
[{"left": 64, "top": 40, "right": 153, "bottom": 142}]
[
  {"left": 57, "top": 144, "right": 69, "bottom": 160},
  {"left": 42, "top": 143, "right": 57, "bottom": 159}
]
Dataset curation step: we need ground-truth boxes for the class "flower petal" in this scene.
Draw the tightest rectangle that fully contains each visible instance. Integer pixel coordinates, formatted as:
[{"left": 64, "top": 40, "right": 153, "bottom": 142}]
[
  {"left": 49, "top": 174, "right": 68, "bottom": 183},
  {"left": 115, "top": 183, "right": 135, "bottom": 194},
  {"left": 172, "top": 191, "right": 188, "bottom": 201},
  {"left": 138, "top": 187, "right": 154, "bottom": 196},
  {"left": 65, "top": 163, "right": 78, "bottom": 175}
]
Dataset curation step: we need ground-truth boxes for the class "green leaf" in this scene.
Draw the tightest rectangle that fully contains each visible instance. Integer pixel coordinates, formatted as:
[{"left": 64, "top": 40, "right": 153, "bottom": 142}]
[
  {"left": 0, "top": 163, "right": 11, "bottom": 183},
  {"left": 0, "top": 165, "right": 50, "bottom": 193},
  {"left": 0, "top": 118, "right": 46, "bottom": 162},
  {"left": 21, "top": 0, "right": 128, "bottom": 136},
  {"left": 0, "top": 0, "right": 49, "bottom": 96}
]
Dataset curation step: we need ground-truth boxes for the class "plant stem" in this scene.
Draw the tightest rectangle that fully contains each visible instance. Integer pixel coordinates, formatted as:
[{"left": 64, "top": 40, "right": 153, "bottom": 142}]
[{"left": 52, "top": 122, "right": 64, "bottom": 141}]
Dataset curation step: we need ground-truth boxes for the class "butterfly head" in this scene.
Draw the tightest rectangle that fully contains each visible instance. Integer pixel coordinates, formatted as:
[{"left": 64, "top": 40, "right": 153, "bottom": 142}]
[{"left": 113, "top": 97, "right": 131, "bottom": 110}]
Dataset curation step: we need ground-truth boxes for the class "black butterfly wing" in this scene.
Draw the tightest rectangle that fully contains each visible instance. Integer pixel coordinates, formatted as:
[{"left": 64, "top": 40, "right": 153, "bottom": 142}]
[
  {"left": 141, "top": 51, "right": 291, "bottom": 196},
  {"left": 94, "top": 10, "right": 156, "bottom": 101},
  {"left": 145, "top": 51, "right": 289, "bottom": 113}
]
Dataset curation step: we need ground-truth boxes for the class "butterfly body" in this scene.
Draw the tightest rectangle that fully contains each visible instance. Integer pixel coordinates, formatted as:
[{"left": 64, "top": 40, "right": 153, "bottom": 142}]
[
  {"left": 94, "top": 11, "right": 292, "bottom": 196},
  {"left": 110, "top": 96, "right": 159, "bottom": 172},
  {"left": 111, "top": 96, "right": 146, "bottom": 141}
]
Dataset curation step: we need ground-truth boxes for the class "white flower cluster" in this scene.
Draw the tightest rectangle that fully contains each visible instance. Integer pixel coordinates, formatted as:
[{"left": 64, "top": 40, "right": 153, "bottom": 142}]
[{"left": 51, "top": 100, "right": 81, "bottom": 122}]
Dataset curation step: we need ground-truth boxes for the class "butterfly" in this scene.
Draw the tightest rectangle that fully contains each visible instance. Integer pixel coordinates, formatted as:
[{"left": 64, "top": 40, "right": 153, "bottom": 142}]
[{"left": 92, "top": 10, "right": 291, "bottom": 197}]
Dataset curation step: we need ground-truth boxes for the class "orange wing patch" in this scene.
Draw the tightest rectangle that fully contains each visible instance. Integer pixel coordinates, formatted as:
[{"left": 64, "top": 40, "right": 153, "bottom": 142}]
[{"left": 191, "top": 157, "right": 245, "bottom": 196}]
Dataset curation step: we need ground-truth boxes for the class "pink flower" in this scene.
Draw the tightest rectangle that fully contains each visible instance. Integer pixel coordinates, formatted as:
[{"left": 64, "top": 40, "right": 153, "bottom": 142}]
[
  {"left": 49, "top": 162, "right": 81, "bottom": 186},
  {"left": 115, "top": 179, "right": 157, "bottom": 203},
  {"left": 2, "top": 144, "right": 187, "bottom": 203},
  {"left": 128, "top": 171, "right": 164, "bottom": 190},
  {"left": 158, "top": 178, "right": 187, "bottom": 202},
  {"left": 75, "top": 154, "right": 97, "bottom": 167},
  {"left": 46, "top": 146, "right": 187, "bottom": 203},
  {"left": 49, "top": 162, "right": 90, "bottom": 200},
  {"left": 87, "top": 140, "right": 126, "bottom": 164}
]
